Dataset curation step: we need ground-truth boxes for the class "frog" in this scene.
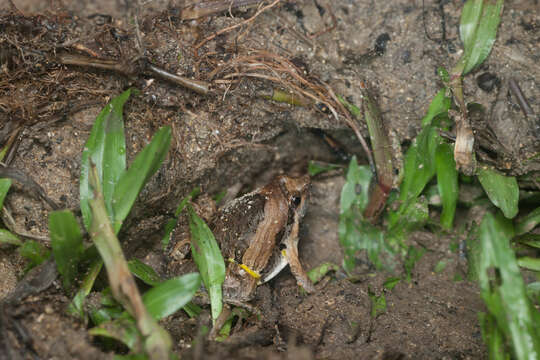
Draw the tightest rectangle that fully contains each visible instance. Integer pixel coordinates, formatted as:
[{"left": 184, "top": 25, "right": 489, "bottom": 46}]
[
  {"left": 213, "top": 174, "right": 315, "bottom": 303},
  {"left": 169, "top": 174, "right": 315, "bottom": 305}
]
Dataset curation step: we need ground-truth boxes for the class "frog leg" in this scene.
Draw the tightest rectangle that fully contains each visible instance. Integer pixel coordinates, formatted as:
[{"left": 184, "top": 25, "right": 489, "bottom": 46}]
[{"left": 282, "top": 210, "right": 315, "bottom": 293}]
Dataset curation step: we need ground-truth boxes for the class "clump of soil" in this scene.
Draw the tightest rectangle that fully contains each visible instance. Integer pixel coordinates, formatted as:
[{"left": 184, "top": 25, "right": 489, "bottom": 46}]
[{"left": 0, "top": 0, "right": 538, "bottom": 359}]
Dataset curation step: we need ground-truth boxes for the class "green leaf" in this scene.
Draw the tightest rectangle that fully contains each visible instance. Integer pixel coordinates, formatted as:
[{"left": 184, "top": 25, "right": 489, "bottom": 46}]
[
  {"left": 515, "top": 234, "right": 540, "bottom": 249},
  {"left": 338, "top": 157, "right": 388, "bottom": 271},
  {"left": 308, "top": 161, "right": 340, "bottom": 177},
  {"left": 517, "top": 257, "right": 540, "bottom": 272},
  {"left": 421, "top": 89, "right": 452, "bottom": 127},
  {"left": 0, "top": 229, "right": 22, "bottom": 246},
  {"left": 340, "top": 156, "right": 372, "bottom": 214},
  {"left": 434, "top": 260, "right": 447, "bottom": 273},
  {"left": 478, "top": 312, "right": 509, "bottom": 360},
  {"left": 162, "top": 187, "right": 201, "bottom": 249},
  {"left": 339, "top": 211, "right": 386, "bottom": 272},
  {"left": 477, "top": 167, "right": 519, "bottom": 219},
  {"left": 89, "top": 318, "right": 141, "bottom": 350},
  {"left": 435, "top": 143, "right": 459, "bottom": 229},
  {"left": 307, "top": 262, "right": 340, "bottom": 284},
  {"left": 516, "top": 207, "right": 540, "bottom": 236},
  {"left": 398, "top": 125, "right": 441, "bottom": 205},
  {"left": 0, "top": 178, "right": 11, "bottom": 209},
  {"left": 142, "top": 273, "right": 201, "bottom": 320},
  {"left": 387, "top": 196, "right": 429, "bottom": 245},
  {"left": 114, "top": 354, "right": 149, "bottom": 360},
  {"left": 80, "top": 89, "right": 131, "bottom": 231},
  {"left": 49, "top": 210, "right": 84, "bottom": 291},
  {"left": 18, "top": 240, "right": 51, "bottom": 270},
  {"left": 404, "top": 245, "right": 426, "bottom": 283},
  {"left": 67, "top": 259, "right": 103, "bottom": 319},
  {"left": 128, "top": 259, "right": 162, "bottom": 287},
  {"left": 182, "top": 301, "right": 202, "bottom": 318},
  {"left": 368, "top": 286, "right": 387, "bottom": 318},
  {"left": 477, "top": 212, "right": 540, "bottom": 359},
  {"left": 111, "top": 126, "right": 171, "bottom": 233},
  {"left": 383, "top": 277, "right": 400, "bottom": 290},
  {"left": 89, "top": 306, "right": 125, "bottom": 326},
  {"left": 459, "top": 0, "right": 504, "bottom": 75},
  {"left": 187, "top": 207, "right": 225, "bottom": 322}
]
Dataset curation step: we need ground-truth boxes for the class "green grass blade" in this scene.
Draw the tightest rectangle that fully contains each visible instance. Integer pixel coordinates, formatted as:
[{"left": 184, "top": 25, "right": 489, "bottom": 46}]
[
  {"left": 421, "top": 89, "right": 452, "bottom": 127},
  {"left": 368, "top": 286, "right": 387, "bottom": 318},
  {"left": 80, "top": 89, "right": 131, "bottom": 230},
  {"left": 18, "top": 240, "right": 51, "bottom": 270},
  {"left": 340, "top": 156, "right": 372, "bottom": 214},
  {"left": 182, "top": 301, "right": 202, "bottom": 318},
  {"left": 338, "top": 157, "right": 388, "bottom": 271},
  {"left": 478, "top": 312, "right": 510, "bottom": 360},
  {"left": 517, "top": 257, "right": 540, "bottom": 272},
  {"left": 162, "top": 187, "right": 201, "bottom": 249},
  {"left": 477, "top": 213, "right": 540, "bottom": 359},
  {"left": 187, "top": 206, "right": 225, "bottom": 322},
  {"left": 435, "top": 143, "right": 458, "bottom": 229},
  {"left": 398, "top": 125, "right": 441, "bottom": 204},
  {"left": 128, "top": 259, "right": 162, "bottom": 287},
  {"left": 516, "top": 207, "right": 540, "bottom": 235},
  {"left": 0, "top": 178, "right": 11, "bottom": 209},
  {"left": 460, "top": 0, "right": 504, "bottom": 75},
  {"left": 49, "top": 210, "right": 84, "bottom": 291},
  {"left": 460, "top": 0, "right": 484, "bottom": 47},
  {"left": 308, "top": 161, "right": 340, "bottom": 177},
  {"left": 68, "top": 259, "right": 103, "bottom": 318},
  {"left": 307, "top": 262, "right": 339, "bottom": 284},
  {"left": 111, "top": 126, "right": 171, "bottom": 233},
  {"left": 477, "top": 167, "right": 518, "bottom": 219},
  {"left": 89, "top": 318, "right": 141, "bottom": 350},
  {"left": 0, "top": 229, "right": 22, "bottom": 246},
  {"left": 142, "top": 273, "right": 201, "bottom": 320}
]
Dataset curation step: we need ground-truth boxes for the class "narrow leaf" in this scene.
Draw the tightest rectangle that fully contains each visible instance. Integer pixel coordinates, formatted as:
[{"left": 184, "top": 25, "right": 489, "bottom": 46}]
[
  {"left": 338, "top": 157, "right": 389, "bottom": 271},
  {"left": 516, "top": 207, "right": 540, "bottom": 235},
  {"left": 517, "top": 257, "right": 540, "bottom": 272},
  {"left": 162, "top": 187, "right": 201, "bottom": 249},
  {"left": 80, "top": 89, "right": 131, "bottom": 230},
  {"left": 89, "top": 318, "right": 141, "bottom": 350},
  {"left": 460, "top": 0, "right": 504, "bottom": 75},
  {"left": 307, "top": 262, "right": 339, "bottom": 284},
  {"left": 18, "top": 240, "right": 51, "bottom": 270},
  {"left": 187, "top": 207, "right": 225, "bottom": 322},
  {"left": 142, "top": 273, "right": 201, "bottom": 320},
  {"left": 68, "top": 259, "right": 103, "bottom": 318},
  {"left": 308, "top": 161, "right": 340, "bottom": 177},
  {"left": 128, "top": 259, "right": 162, "bottom": 287},
  {"left": 477, "top": 167, "right": 519, "bottom": 219},
  {"left": 0, "top": 228, "right": 22, "bottom": 246},
  {"left": 477, "top": 213, "right": 540, "bottom": 359},
  {"left": 435, "top": 143, "right": 459, "bottom": 229},
  {"left": 49, "top": 210, "right": 84, "bottom": 291},
  {"left": 112, "top": 126, "right": 171, "bottom": 233},
  {"left": 340, "top": 156, "right": 372, "bottom": 214},
  {"left": 0, "top": 178, "right": 11, "bottom": 209},
  {"left": 421, "top": 89, "right": 452, "bottom": 127},
  {"left": 398, "top": 125, "right": 441, "bottom": 204}
]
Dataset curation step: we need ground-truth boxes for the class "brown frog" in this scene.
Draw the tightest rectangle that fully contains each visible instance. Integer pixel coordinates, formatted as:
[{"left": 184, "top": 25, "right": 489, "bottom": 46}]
[
  {"left": 169, "top": 174, "right": 315, "bottom": 305},
  {"left": 213, "top": 174, "right": 315, "bottom": 303}
]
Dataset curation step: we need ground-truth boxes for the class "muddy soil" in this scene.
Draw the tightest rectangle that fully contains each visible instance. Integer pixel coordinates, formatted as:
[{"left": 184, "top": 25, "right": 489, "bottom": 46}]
[{"left": 0, "top": 0, "right": 538, "bottom": 359}]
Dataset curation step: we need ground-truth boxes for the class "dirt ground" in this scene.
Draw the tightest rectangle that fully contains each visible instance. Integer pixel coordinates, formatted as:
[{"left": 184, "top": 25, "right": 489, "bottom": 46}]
[{"left": 0, "top": 0, "right": 538, "bottom": 359}]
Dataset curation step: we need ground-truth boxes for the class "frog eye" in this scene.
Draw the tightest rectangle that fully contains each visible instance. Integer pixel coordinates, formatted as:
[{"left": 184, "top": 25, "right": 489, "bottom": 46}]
[{"left": 291, "top": 195, "right": 302, "bottom": 208}]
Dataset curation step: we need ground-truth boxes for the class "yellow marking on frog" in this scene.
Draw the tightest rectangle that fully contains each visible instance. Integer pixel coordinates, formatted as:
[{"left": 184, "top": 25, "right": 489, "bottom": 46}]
[
  {"left": 228, "top": 258, "right": 261, "bottom": 279},
  {"left": 281, "top": 249, "right": 287, "bottom": 257}
]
